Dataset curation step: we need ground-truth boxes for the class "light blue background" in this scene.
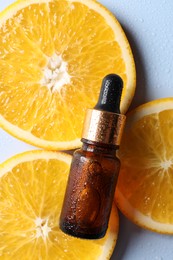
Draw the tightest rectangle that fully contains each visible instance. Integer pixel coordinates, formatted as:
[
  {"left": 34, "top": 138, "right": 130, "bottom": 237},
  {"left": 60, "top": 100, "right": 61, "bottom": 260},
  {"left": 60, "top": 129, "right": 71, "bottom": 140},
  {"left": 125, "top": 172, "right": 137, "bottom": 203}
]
[{"left": 0, "top": 1, "right": 173, "bottom": 259}]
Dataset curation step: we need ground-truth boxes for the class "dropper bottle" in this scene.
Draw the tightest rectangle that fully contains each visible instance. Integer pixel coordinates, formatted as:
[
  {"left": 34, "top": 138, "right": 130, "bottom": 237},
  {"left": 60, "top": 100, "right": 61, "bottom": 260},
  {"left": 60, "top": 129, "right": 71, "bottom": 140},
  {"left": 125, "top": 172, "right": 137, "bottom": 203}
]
[{"left": 60, "top": 74, "right": 126, "bottom": 239}]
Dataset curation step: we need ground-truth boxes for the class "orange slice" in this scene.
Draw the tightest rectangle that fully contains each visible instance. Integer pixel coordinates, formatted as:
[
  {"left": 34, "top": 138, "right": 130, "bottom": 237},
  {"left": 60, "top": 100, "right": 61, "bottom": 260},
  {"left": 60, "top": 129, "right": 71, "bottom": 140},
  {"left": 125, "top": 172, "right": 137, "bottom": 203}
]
[
  {"left": 0, "top": 0, "right": 136, "bottom": 150},
  {"left": 0, "top": 150, "right": 119, "bottom": 258},
  {"left": 115, "top": 98, "right": 173, "bottom": 233}
]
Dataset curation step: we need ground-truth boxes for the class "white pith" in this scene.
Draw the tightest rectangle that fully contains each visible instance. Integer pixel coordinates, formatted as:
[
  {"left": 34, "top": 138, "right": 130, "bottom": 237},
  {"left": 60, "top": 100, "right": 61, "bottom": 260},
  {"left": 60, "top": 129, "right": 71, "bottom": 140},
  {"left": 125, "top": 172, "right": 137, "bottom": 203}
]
[
  {"left": 40, "top": 53, "right": 71, "bottom": 92},
  {"left": 35, "top": 217, "right": 51, "bottom": 240},
  {"left": 160, "top": 159, "right": 172, "bottom": 170}
]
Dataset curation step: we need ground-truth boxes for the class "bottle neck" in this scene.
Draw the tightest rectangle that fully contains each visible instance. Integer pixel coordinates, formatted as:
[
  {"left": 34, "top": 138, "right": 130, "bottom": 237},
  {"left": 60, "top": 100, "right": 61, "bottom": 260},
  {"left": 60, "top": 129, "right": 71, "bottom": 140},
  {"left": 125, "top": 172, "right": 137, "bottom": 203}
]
[{"left": 81, "top": 138, "right": 118, "bottom": 155}]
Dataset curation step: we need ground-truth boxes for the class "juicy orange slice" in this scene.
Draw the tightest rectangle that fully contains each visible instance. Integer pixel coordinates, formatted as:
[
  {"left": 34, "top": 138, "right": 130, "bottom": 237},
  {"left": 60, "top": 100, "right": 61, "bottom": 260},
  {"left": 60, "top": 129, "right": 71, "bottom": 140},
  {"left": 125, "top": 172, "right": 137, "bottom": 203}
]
[
  {"left": 115, "top": 98, "right": 173, "bottom": 233},
  {"left": 0, "top": 0, "right": 136, "bottom": 150},
  {"left": 0, "top": 150, "right": 119, "bottom": 258}
]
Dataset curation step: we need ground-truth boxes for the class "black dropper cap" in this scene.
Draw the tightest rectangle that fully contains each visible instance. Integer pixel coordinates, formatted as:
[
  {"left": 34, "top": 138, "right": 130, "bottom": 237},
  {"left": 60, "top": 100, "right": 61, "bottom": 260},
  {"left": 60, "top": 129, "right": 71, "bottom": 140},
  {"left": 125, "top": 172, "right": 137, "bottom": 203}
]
[
  {"left": 94, "top": 74, "right": 123, "bottom": 114},
  {"left": 82, "top": 74, "right": 126, "bottom": 146}
]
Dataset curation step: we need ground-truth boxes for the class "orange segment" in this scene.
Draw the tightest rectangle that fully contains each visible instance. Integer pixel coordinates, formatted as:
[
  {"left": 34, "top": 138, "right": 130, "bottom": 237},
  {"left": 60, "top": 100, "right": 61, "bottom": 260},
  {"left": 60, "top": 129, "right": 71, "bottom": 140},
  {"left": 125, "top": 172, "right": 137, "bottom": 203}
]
[
  {"left": 0, "top": 150, "right": 119, "bottom": 259},
  {"left": 115, "top": 98, "right": 173, "bottom": 233},
  {"left": 0, "top": 0, "right": 136, "bottom": 149}
]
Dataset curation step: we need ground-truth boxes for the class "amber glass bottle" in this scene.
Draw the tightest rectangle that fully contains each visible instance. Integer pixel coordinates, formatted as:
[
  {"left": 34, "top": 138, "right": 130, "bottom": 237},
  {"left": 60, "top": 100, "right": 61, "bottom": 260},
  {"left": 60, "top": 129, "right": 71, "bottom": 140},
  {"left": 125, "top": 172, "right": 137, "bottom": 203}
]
[{"left": 60, "top": 74, "right": 126, "bottom": 239}]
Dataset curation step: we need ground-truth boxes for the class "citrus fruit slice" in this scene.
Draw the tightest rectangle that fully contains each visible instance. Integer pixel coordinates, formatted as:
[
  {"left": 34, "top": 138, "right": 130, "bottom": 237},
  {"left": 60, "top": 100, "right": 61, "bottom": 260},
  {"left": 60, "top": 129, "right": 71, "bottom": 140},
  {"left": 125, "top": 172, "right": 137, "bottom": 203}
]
[
  {"left": 0, "top": 150, "right": 119, "bottom": 258},
  {"left": 115, "top": 98, "right": 173, "bottom": 233},
  {"left": 0, "top": 0, "right": 136, "bottom": 150}
]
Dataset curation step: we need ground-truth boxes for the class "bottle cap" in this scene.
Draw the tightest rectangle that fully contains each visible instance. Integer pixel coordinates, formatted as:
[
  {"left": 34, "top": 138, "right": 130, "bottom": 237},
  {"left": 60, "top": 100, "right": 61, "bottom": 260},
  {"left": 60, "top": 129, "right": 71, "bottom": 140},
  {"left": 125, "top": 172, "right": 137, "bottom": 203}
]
[{"left": 82, "top": 74, "right": 126, "bottom": 146}]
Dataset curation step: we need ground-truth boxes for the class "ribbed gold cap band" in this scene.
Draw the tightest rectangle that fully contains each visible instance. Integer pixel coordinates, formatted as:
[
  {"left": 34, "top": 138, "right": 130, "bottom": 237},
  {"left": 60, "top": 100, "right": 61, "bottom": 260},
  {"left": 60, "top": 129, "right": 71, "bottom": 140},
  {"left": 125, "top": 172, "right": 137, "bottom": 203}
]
[{"left": 82, "top": 109, "right": 126, "bottom": 146}]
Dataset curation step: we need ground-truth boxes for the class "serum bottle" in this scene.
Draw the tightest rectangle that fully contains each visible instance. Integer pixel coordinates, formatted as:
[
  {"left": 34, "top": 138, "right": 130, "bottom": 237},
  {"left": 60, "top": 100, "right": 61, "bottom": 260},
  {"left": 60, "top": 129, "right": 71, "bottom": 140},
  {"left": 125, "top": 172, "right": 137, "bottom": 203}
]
[{"left": 60, "top": 74, "right": 126, "bottom": 239}]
